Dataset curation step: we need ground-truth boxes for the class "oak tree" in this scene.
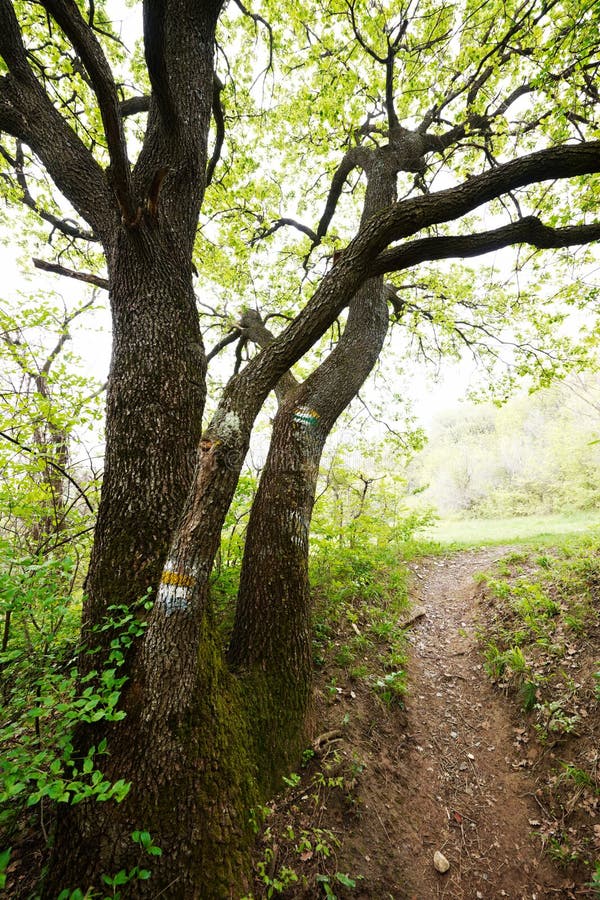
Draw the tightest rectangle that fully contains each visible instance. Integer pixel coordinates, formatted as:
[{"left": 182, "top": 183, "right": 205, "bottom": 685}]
[{"left": 1, "top": 0, "right": 599, "bottom": 895}]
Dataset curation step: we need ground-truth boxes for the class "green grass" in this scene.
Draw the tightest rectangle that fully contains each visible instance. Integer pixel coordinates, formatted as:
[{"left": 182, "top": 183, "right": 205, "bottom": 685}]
[{"left": 420, "top": 511, "right": 600, "bottom": 547}]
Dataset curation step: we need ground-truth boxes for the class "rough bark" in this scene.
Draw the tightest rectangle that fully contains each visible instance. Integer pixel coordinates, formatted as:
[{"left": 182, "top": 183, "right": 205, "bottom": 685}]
[
  {"left": 46, "top": 616, "right": 258, "bottom": 897},
  {"left": 227, "top": 146, "right": 400, "bottom": 789},
  {"left": 84, "top": 229, "right": 206, "bottom": 634},
  {"left": 37, "top": 1, "right": 228, "bottom": 893}
]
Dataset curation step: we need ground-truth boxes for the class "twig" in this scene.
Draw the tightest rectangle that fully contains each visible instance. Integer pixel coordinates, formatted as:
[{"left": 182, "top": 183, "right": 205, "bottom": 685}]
[{"left": 0, "top": 430, "right": 94, "bottom": 512}]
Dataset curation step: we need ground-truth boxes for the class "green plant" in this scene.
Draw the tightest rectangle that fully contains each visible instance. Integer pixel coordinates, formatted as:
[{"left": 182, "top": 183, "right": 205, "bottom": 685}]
[
  {"left": 557, "top": 764, "right": 597, "bottom": 792},
  {"left": 535, "top": 700, "right": 581, "bottom": 739},
  {"left": 484, "top": 642, "right": 506, "bottom": 679},
  {"left": 54, "top": 832, "right": 161, "bottom": 900},
  {"left": 99, "top": 831, "right": 161, "bottom": 898},
  {"left": 334, "top": 644, "right": 355, "bottom": 667},
  {"left": 373, "top": 670, "right": 406, "bottom": 705},
  {"left": 519, "top": 680, "right": 538, "bottom": 712},
  {"left": 248, "top": 804, "right": 271, "bottom": 835},
  {"left": 547, "top": 835, "right": 580, "bottom": 867},
  {"left": 316, "top": 872, "right": 357, "bottom": 898},
  {"left": 587, "top": 860, "right": 600, "bottom": 895},
  {"left": 301, "top": 748, "right": 315, "bottom": 767},
  {"left": 282, "top": 772, "right": 301, "bottom": 788},
  {"left": 503, "top": 646, "right": 527, "bottom": 675},
  {"left": 255, "top": 847, "right": 299, "bottom": 897},
  {"left": 0, "top": 592, "right": 153, "bottom": 833},
  {"left": 0, "top": 847, "right": 10, "bottom": 891}
]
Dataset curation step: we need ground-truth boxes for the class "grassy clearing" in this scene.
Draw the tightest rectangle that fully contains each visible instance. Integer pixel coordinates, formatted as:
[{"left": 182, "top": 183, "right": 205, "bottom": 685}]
[{"left": 420, "top": 511, "right": 600, "bottom": 547}]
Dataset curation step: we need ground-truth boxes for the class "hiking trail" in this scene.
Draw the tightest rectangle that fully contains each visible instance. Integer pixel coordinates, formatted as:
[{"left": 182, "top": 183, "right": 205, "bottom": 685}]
[{"left": 341, "top": 548, "right": 566, "bottom": 899}]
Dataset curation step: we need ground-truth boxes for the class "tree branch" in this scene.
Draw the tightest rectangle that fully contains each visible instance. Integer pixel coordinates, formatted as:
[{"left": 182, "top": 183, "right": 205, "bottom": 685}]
[
  {"left": 206, "top": 328, "right": 241, "bottom": 363},
  {"left": 416, "top": 0, "right": 548, "bottom": 136},
  {"left": 250, "top": 217, "right": 318, "bottom": 246},
  {"left": 232, "top": 0, "right": 274, "bottom": 75},
  {"left": 369, "top": 217, "right": 600, "bottom": 276},
  {"left": 345, "top": 0, "right": 386, "bottom": 64},
  {"left": 0, "top": 143, "right": 97, "bottom": 242},
  {"left": 40, "top": 0, "right": 134, "bottom": 221},
  {"left": 237, "top": 308, "right": 298, "bottom": 402},
  {"left": 233, "top": 140, "right": 600, "bottom": 403},
  {"left": 310, "top": 146, "right": 370, "bottom": 254},
  {"left": 206, "top": 76, "right": 225, "bottom": 188},
  {"left": 0, "top": 0, "right": 115, "bottom": 239},
  {"left": 369, "top": 142, "right": 600, "bottom": 252},
  {"left": 119, "top": 95, "right": 150, "bottom": 117},
  {"left": 32, "top": 257, "right": 109, "bottom": 290}
]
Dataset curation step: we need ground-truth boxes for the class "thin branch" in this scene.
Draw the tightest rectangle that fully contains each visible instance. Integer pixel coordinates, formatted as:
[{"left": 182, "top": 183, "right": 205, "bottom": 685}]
[
  {"left": 33, "top": 257, "right": 109, "bottom": 290},
  {"left": 345, "top": 0, "right": 386, "bottom": 64},
  {"left": 206, "top": 76, "right": 225, "bottom": 188},
  {"left": 491, "top": 83, "right": 533, "bottom": 119},
  {"left": 36, "top": 523, "right": 96, "bottom": 554},
  {"left": 84, "top": 380, "right": 108, "bottom": 402},
  {"left": 417, "top": 0, "right": 545, "bottom": 134},
  {"left": 206, "top": 328, "right": 241, "bottom": 363},
  {"left": 0, "top": 430, "right": 95, "bottom": 512},
  {"left": 233, "top": 336, "right": 247, "bottom": 375},
  {"left": 232, "top": 0, "right": 274, "bottom": 74},
  {"left": 309, "top": 146, "right": 370, "bottom": 255},
  {"left": 41, "top": 297, "right": 96, "bottom": 375},
  {"left": 0, "top": 143, "right": 97, "bottom": 242},
  {"left": 250, "top": 217, "right": 318, "bottom": 246},
  {"left": 384, "top": 20, "right": 407, "bottom": 131}
]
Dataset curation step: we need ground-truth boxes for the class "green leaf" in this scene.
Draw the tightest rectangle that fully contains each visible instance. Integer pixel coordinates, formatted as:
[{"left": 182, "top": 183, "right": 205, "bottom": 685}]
[{"left": 335, "top": 872, "right": 356, "bottom": 887}]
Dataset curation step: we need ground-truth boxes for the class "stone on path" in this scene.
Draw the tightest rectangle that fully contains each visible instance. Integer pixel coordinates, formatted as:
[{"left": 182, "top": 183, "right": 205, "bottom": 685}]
[{"left": 433, "top": 850, "right": 450, "bottom": 873}]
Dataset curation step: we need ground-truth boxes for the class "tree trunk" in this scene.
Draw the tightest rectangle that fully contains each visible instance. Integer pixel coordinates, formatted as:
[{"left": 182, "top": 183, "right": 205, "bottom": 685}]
[
  {"left": 84, "top": 229, "right": 206, "bottom": 630},
  {"left": 228, "top": 149, "right": 398, "bottom": 788},
  {"left": 39, "top": 32, "right": 428, "bottom": 895}
]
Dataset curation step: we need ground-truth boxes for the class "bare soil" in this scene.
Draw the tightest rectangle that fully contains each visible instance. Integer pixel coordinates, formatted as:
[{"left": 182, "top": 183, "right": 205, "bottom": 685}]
[
  {"left": 382, "top": 549, "right": 565, "bottom": 898},
  {"left": 263, "top": 548, "right": 589, "bottom": 899}
]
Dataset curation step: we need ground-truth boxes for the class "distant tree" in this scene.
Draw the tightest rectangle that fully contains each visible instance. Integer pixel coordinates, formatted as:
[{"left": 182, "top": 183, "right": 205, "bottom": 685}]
[
  {"left": 1, "top": 0, "right": 599, "bottom": 894},
  {"left": 0, "top": 295, "right": 101, "bottom": 553},
  {"left": 0, "top": 294, "right": 101, "bottom": 698},
  {"left": 416, "top": 382, "right": 600, "bottom": 516}
]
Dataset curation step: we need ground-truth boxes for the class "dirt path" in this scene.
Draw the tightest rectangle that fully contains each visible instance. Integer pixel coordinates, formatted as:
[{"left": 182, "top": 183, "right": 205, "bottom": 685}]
[{"left": 390, "top": 548, "right": 563, "bottom": 899}]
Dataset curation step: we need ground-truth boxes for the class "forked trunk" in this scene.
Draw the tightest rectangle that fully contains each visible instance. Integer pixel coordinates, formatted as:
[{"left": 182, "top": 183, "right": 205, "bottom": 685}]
[
  {"left": 228, "top": 150, "right": 398, "bottom": 787},
  {"left": 42, "top": 232, "right": 252, "bottom": 898}
]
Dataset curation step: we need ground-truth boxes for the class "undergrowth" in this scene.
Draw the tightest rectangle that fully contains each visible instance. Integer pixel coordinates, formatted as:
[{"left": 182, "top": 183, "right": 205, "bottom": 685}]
[
  {"left": 1, "top": 465, "right": 436, "bottom": 897},
  {"left": 477, "top": 537, "right": 600, "bottom": 887},
  {"left": 238, "top": 512, "right": 438, "bottom": 897},
  {"left": 0, "top": 548, "right": 153, "bottom": 894}
]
